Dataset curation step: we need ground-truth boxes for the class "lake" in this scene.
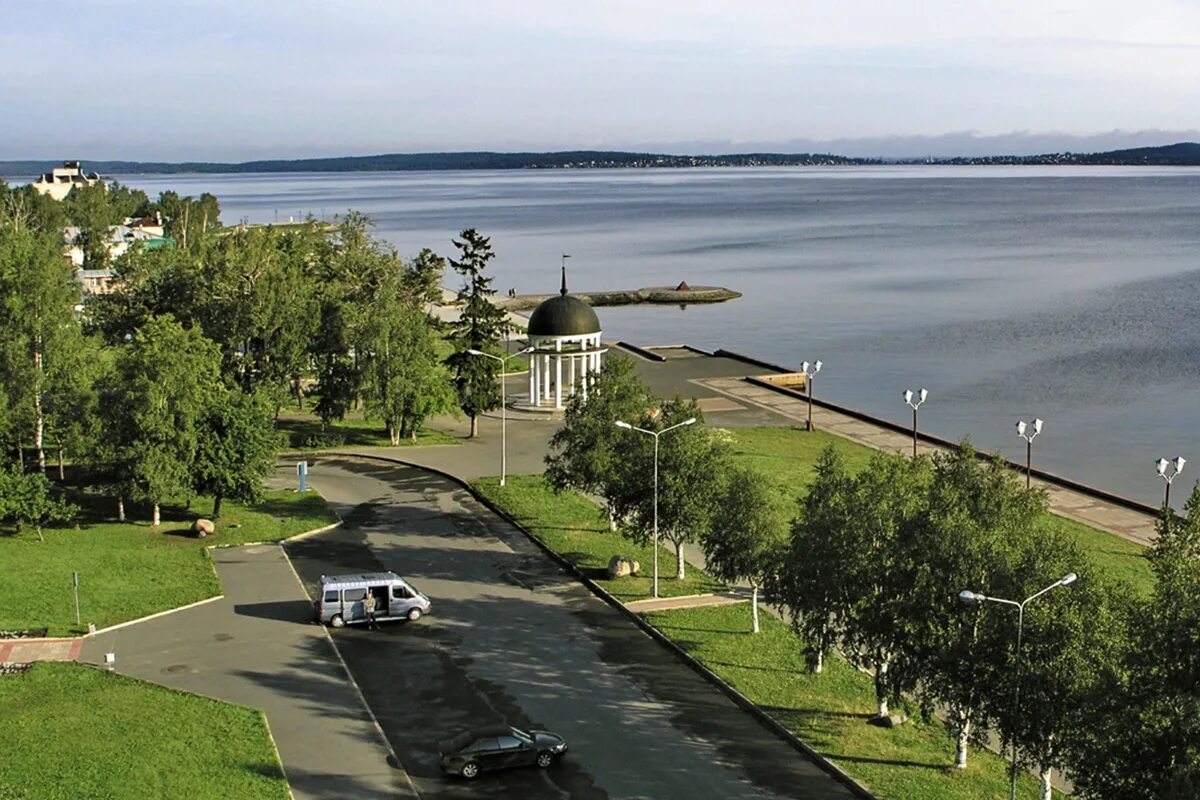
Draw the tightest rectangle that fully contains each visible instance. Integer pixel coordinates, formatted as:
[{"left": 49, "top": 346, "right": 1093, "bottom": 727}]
[{"left": 111, "top": 166, "right": 1200, "bottom": 509}]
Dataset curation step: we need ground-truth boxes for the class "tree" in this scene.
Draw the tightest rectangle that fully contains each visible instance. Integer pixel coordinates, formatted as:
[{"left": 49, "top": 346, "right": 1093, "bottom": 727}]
[
  {"left": 41, "top": 327, "right": 102, "bottom": 480},
  {"left": 701, "top": 466, "right": 789, "bottom": 633},
  {"left": 192, "top": 388, "right": 279, "bottom": 519},
  {"left": 545, "top": 354, "right": 654, "bottom": 523},
  {"left": 772, "top": 445, "right": 856, "bottom": 673},
  {"left": 839, "top": 451, "right": 932, "bottom": 718},
  {"left": 445, "top": 229, "right": 509, "bottom": 437},
  {"left": 154, "top": 191, "right": 221, "bottom": 253},
  {"left": 608, "top": 398, "right": 726, "bottom": 580},
  {"left": 0, "top": 225, "right": 81, "bottom": 472},
  {"left": 404, "top": 247, "right": 447, "bottom": 307},
  {"left": 1068, "top": 484, "right": 1200, "bottom": 800},
  {"left": 359, "top": 274, "right": 455, "bottom": 444},
  {"left": 0, "top": 465, "right": 77, "bottom": 541},
  {"left": 98, "top": 315, "right": 221, "bottom": 525},
  {"left": 906, "top": 444, "right": 1046, "bottom": 770},
  {"left": 997, "top": 543, "right": 1125, "bottom": 800}
]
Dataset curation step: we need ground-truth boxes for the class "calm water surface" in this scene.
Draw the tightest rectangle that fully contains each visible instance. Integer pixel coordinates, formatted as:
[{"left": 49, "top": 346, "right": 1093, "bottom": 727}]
[{"left": 114, "top": 167, "right": 1200, "bottom": 509}]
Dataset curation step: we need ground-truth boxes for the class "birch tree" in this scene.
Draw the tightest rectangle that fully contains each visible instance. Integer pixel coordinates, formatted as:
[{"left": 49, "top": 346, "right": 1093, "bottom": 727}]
[
  {"left": 0, "top": 226, "right": 80, "bottom": 473},
  {"left": 545, "top": 355, "right": 654, "bottom": 525},
  {"left": 702, "top": 466, "right": 789, "bottom": 632},
  {"left": 908, "top": 444, "right": 1045, "bottom": 770},
  {"left": 608, "top": 398, "right": 726, "bottom": 580},
  {"left": 772, "top": 446, "right": 856, "bottom": 673},
  {"left": 99, "top": 315, "right": 221, "bottom": 525},
  {"left": 359, "top": 274, "right": 455, "bottom": 444},
  {"left": 840, "top": 452, "right": 931, "bottom": 718}
]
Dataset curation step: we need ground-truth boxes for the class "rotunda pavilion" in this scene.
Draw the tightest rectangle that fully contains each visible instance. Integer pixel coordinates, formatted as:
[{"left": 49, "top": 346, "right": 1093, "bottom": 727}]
[{"left": 526, "top": 268, "right": 607, "bottom": 410}]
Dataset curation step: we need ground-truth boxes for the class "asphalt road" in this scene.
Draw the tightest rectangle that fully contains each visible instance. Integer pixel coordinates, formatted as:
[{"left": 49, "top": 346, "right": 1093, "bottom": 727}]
[{"left": 288, "top": 456, "right": 856, "bottom": 800}]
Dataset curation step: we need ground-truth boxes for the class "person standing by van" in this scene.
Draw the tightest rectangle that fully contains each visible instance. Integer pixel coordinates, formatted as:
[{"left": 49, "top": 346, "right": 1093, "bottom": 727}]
[{"left": 364, "top": 590, "right": 378, "bottom": 630}]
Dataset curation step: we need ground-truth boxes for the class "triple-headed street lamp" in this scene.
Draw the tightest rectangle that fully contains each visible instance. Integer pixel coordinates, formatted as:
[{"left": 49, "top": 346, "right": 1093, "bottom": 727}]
[
  {"left": 614, "top": 417, "right": 697, "bottom": 599},
  {"left": 468, "top": 346, "right": 533, "bottom": 487},
  {"left": 903, "top": 388, "right": 928, "bottom": 458},
  {"left": 960, "top": 572, "right": 1077, "bottom": 800},
  {"left": 800, "top": 360, "right": 822, "bottom": 432},
  {"left": 1155, "top": 456, "right": 1186, "bottom": 510},
  {"left": 1015, "top": 418, "right": 1043, "bottom": 488}
]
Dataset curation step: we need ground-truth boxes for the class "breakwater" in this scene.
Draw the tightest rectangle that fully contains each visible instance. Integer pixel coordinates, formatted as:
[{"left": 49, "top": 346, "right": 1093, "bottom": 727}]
[{"left": 495, "top": 285, "right": 740, "bottom": 311}]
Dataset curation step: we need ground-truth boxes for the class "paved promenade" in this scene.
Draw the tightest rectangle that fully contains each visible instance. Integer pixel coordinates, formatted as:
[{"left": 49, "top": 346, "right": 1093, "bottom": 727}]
[{"left": 337, "top": 342, "right": 1160, "bottom": 550}]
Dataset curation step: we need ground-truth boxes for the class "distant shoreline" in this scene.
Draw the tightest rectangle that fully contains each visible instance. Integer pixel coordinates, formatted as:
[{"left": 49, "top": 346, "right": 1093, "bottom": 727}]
[{"left": 3, "top": 142, "right": 1198, "bottom": 177}]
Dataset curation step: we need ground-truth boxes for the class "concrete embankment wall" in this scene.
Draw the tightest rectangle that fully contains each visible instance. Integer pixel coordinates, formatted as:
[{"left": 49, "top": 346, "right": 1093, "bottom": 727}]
[{"left": 706, "top": 347, "right": 1162, "bottom": 519}]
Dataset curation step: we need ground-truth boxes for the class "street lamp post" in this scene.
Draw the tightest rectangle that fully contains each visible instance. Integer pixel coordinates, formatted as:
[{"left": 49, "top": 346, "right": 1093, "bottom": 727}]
[
  {"left": 1015, "top": 418, "right": 1043, "bottom": 488},
  {"left": 468, "top": 346, "right": 533, "bottom": 487},
  {"left": 960, "top": 572, "right": 1077, "bottom": 800},
  {"left": 1155, "top": 456, "right": 1186, "bottom": 510},
  {"left": 615, "top": 417, "right": 697, "bottom": 598},
  {"left": 800, "top": 360, "right": 822, "bottom": 432},
  {"left": 903, "top": 388, "right": 928, "bottom": 458}
]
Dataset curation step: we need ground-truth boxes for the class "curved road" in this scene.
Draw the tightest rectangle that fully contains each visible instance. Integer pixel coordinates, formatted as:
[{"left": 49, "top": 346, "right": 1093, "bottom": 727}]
[{"left": 288, "top": 456, "right": 856, "bottom": 800}]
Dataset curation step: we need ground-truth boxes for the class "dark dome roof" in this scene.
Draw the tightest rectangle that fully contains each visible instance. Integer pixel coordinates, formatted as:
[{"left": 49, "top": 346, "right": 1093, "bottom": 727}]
[{"left": 528, "top": 294, "right": 600, "bottom": 337}]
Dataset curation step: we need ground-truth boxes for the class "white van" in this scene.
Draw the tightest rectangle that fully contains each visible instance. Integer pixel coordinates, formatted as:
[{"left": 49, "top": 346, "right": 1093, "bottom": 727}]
[{"left": 316, "top": 572, "right": 431, "bottom": 627}]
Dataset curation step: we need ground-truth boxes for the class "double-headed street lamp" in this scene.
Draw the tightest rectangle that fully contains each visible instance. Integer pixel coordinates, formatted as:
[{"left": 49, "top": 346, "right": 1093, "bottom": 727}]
[
  {"left": 468, "top": 346, "right": 533, "bottom": 487},
  {"left": 614, "top": 416, "right": 697, "bottom": 598},
  {"left": 800, "top": 360, "right": 822, "bottom": 431},
  {"left": 1155, "top": 456, "right": 1186, "bottom": 510},
  {"left": 903, "top": 388, "right": 928, "bottom": 458},
  {"left": 1015, "top": 418, "right": 1043, "bottom": 488},
  {"left": 960, "top": 572, "right": 1077, "bottom": 800}
]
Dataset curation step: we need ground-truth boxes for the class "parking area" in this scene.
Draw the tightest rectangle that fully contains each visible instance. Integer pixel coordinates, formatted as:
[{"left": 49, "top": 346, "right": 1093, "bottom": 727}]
[{"left": 287, "top": 456, "right": 857, "bottom": 800}]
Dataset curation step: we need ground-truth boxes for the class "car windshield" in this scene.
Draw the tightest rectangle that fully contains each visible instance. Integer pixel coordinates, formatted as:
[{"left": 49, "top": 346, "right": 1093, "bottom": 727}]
[{"left": 510, "top": 727, "right": 533, "bottom": 745}]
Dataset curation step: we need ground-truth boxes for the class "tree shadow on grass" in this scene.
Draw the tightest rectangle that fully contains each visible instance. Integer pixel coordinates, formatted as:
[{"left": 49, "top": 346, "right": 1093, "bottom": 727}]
[
  {"left": 761, "top": 704, "right": 874, "bottom": 722},
  {"left": 821, "top": 751, "right": 951, "bottom": 772}
]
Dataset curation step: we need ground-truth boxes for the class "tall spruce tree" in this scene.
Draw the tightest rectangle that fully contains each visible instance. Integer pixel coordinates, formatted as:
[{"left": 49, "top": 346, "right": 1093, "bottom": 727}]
[{"left": 445, "top": 229, "right": 509, "bottom": 438}]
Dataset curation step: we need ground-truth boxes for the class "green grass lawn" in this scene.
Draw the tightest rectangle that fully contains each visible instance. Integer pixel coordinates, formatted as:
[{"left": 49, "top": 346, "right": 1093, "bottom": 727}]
[
  {"left": 0, "top": 490, "right": 337, "bottom": 636},
  {"left": 473, "top": 476, "right": 724, "bottom": 601},
  {"left": 0, "top": 663, "right": 289, "bottom": 800},
  {"left": 720, "top": 426, "right": 1154, "bottom": 595},
  {"left": 644, "top": 604, "right": 1056, "bottom": 800},
  {"left": 276, "top": 410, "right": 457, "bottom": 450}
]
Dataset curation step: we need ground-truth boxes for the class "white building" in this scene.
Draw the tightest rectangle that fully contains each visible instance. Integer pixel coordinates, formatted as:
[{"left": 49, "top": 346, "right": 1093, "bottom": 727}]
[
  {"left": 525, "top": 269, "right": 607, "bottom": 410},
  {"left": 31, "top": 161, "right": 102, "bottom": 200}
]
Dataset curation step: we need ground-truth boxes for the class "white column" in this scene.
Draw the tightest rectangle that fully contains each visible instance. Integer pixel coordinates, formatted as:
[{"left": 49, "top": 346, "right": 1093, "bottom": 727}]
[
  {"left": 543, "top": 355, "right": 551, "bottom": 400},
  {"left": 555, "top": 341, "right": 563, "bottom": 408},
  {"left": 569, "top": 351, "right": 576, "bottom": 395},
  {"left": 529, "top": 350, "right": 536, "bottom": 406}
]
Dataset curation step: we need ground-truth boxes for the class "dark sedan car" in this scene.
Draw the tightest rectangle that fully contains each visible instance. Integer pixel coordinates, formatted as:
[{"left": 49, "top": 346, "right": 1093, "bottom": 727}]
[{"left": 439, "top": 724, "right": 568, "bottom": 779}]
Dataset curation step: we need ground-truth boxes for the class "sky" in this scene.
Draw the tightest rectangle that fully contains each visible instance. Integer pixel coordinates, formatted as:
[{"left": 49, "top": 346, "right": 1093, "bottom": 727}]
[{"left": 3, "top": 0, "right": 1200, "bottom": 160}]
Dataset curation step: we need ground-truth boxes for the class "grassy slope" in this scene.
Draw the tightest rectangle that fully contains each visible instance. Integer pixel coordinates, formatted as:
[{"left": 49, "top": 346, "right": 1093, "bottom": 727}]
[
  {"left": 476, "top": 477, "right": 1055, "bottom": 799},
  {"left": 473, "top": 476, "right": 724, "bottom": 601},
  {"left": 645, "top": 604, "right": 1052, "bottom": 800},
  {"left": 721, "top": 427, "right": 1154, "bottom": 595},
  {"left": 0, "top": 663, "right": 289, "bottom": 800},
  {"left": 0, "top": 490, "right": 336, "bottom": 636}
]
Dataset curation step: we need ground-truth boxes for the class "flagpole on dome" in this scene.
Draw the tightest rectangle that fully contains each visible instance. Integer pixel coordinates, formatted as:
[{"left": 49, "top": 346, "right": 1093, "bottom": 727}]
[{"left": 561, "top": 253, "right": 571, "bottom": 295}]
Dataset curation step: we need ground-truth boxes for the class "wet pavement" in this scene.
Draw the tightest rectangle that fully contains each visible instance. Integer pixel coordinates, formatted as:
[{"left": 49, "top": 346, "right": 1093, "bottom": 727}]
[{"left": 288, "top": 456, "right": 857, "bottom": 800}]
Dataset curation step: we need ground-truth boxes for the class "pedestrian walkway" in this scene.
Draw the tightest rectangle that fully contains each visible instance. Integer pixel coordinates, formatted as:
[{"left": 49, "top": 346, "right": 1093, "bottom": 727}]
[
  {"left": 626, "top": 590, "right": 748, "bottom": 614},
  {"left": 696, "top": 375, "right": 1160, "bottom": 546},
  {"left": 80, "top": 544, "right": 417, "bottom": 800}
]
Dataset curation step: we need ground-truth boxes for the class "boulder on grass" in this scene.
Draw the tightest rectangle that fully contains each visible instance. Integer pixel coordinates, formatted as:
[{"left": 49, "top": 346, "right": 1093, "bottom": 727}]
[
  {"left": 868, "top": 713, "right": 908, "bottom": 728},
  {"left": 192, "top": 518, "right": 215, "bottom": 538},
  {"left": 606, "top": 555, "right": 640, "bottom": 579}
]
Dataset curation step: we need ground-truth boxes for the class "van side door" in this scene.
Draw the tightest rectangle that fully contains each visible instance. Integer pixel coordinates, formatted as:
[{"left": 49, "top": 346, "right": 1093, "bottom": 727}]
[{"left": 391, "top": 582, "right": 415, "bottom": 615}]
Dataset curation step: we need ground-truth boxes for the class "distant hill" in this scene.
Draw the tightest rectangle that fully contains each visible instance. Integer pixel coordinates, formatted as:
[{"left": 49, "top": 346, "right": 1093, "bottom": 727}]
[
  {"left": 0, "top": 150, "right": 869, "bottom": 177},
  {"left": 2, "top": 143, "right": 1198, "bottom": 177}
]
